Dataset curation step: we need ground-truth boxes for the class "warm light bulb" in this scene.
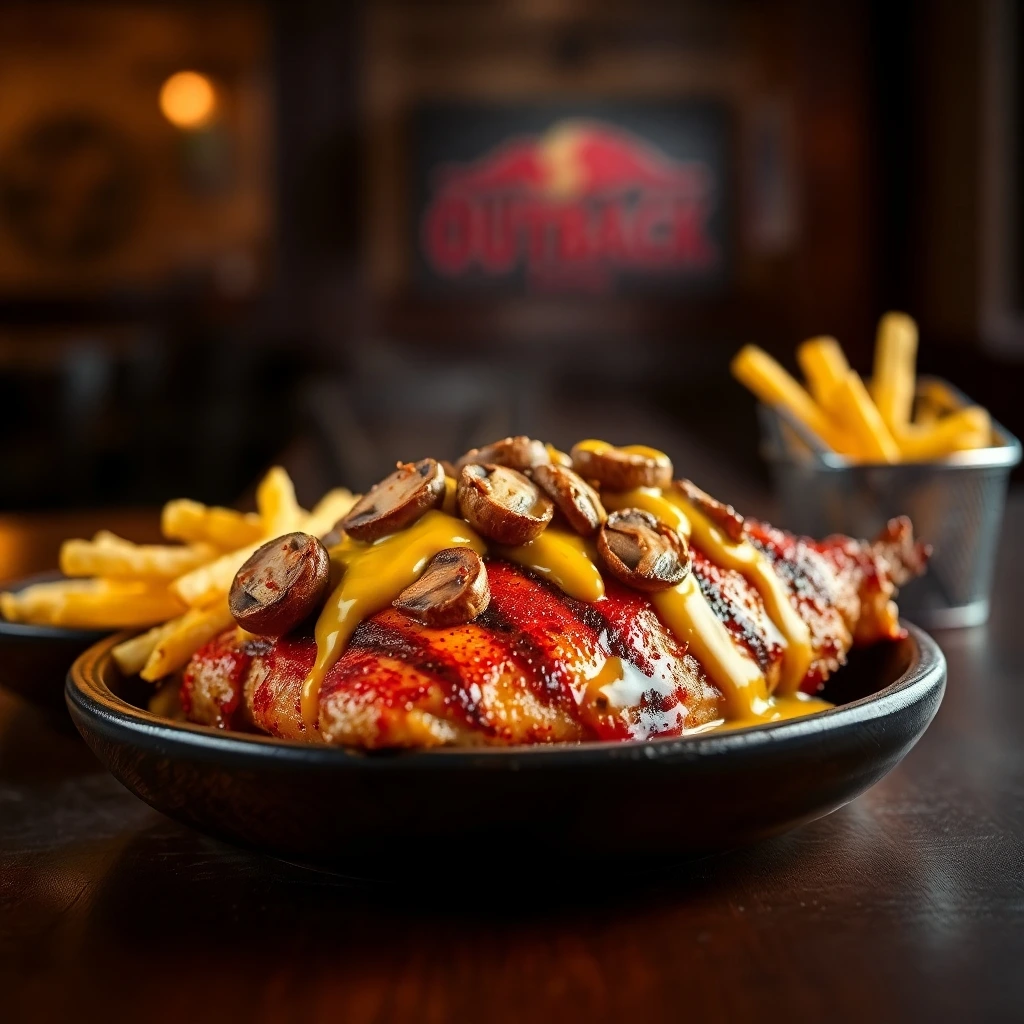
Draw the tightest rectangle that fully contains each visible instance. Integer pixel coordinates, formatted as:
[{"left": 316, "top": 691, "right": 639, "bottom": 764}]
[{"left": 159, "top": 71, "right": 217, "bottom": 129}]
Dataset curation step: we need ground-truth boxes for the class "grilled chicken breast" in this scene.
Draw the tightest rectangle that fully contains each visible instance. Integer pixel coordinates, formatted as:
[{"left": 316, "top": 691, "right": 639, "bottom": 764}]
[{"left": 182, "top": 516, "right": 926, "bottom": 747}]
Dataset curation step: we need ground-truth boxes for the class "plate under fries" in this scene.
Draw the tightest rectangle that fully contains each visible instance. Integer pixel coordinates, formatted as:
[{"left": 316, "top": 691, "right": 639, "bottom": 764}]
[
  {"left": 66, "top": 624, "right": 945, "bottom": 871},
  {"left": 0, "top": 573, "right": 107, "bottom": 717}
]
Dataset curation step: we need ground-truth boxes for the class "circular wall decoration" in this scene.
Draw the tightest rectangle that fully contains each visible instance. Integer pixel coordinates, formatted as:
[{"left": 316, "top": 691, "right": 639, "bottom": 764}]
[{"left": 0, "top": 112, "right": 143, "bottom": 263}]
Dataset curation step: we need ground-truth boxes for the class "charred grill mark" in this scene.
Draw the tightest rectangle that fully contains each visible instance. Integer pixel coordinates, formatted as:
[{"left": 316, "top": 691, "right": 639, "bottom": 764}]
[
  {"left": 481, "top": 560, "right": 696, "bottom": 738},
  {"left": 345, "top": 616, "right": 494, "bottom": 733},
  {"left": 746, "top": 521, "right": 835, "bottom": 607},
  {"left": 477, "top": 560, "right": 605, "bottom": 715},
  {"left": 486, "top": 558, "right": 660, "bottom": 675},
  {"left": 690, "top": 550, "right": 780, "bottom": 675},
  {"left": 746, "top": 520, "right": 855, "bottom": 692},
  {"left": 349, "top": 618, "right": 429, "bottom": 662},
  {"left": 560, "top": 590, "right": 653, "bottom": 671},
  {"left": 474, "top": 603, "right": 580, "bottom": 705}
]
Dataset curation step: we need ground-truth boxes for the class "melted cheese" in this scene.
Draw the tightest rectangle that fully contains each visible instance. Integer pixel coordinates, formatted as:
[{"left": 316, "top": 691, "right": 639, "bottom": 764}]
[
  {"left": 604, "top": 487, "right": 814, "bottom": 697},
  {"left": 602, "top": 487, "right": 691, "bottom": 537},
  {"left": 574, "top": 439, "right": 671, "bottom": 462},
  {"left": 301, "top": 511, "right": 486, "bottom": 728},
  {"left": 652, "top": 574, "right": 769, "bottom": 719},
  {"left": 498, "top": 528, "right": 605, "bottom": 603},
  {"left": 441, "top": 475, "right": 458, "bottom": 515},
  {"left": 707, "top": 692, "right": 834, "bottom": 732},
  {"left": 662, "top": 490, "right": 814, "bottom": 696}
]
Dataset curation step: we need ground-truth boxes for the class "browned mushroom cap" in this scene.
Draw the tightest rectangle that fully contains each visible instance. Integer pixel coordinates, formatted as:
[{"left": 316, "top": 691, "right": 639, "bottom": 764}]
[
  {"left": 457, "top": 464, "right": 554, "bottom": 545},
  {"left": 531, "top": 463, "right": 607, "bottom": 536},
  {"left": 455, "top": 436, "right": 551, "bottom": 473},
  {"left": 393, "top": 547, "right": 490, "bottom": 627},
  {"left": 677, "top": 479, "right": 745, "bottom": 542},
  {"left": 597, "top": 508, "right": 690, "bottom": 592},
  {"left": 339, "top": 458, "right": 445, "bottom": 542},
  {"left": 229, "top": 532, "right": 331, "bottom": 636},
  {"left": 569, "top": 441, "right": 673, "bottom": 491}
]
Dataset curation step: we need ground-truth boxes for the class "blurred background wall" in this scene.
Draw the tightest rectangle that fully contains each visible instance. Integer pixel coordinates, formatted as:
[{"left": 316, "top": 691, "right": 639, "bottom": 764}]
[{"left": 0, "top": 0, "right": 1020, "bottom": 507}]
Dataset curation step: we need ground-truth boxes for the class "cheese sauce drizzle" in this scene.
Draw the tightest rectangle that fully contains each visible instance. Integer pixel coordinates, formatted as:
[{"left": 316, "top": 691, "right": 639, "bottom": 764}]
[
  {"left": 603, "top": 486, "right": 815, "bottom": 697},
  {"left": 301, "top": 446, "right": 828, "bottom": 732},
  {"left": 301, "top": 512, "right": 485, "bottom": 728}
]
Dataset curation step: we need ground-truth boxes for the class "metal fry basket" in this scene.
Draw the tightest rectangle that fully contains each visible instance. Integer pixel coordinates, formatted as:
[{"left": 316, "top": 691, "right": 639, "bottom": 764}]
[{"left": 758, "top": 377, "right": 1021, "bottom": 628}]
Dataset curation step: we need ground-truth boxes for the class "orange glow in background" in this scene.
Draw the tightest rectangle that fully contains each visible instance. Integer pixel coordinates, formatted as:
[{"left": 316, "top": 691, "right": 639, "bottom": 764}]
[{"left": 159, "top": 71, "right": 217, "bottom": 129}]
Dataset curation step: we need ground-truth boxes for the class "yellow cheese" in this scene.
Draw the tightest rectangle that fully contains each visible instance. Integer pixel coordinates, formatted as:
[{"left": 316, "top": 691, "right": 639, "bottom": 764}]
[{"left": 301, "top": 511, "right": 486, "bottom": 728}]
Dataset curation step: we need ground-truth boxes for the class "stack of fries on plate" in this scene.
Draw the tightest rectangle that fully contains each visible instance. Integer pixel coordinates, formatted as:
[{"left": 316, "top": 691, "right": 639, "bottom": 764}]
[
  {"left": 732, "top": 312, "right": 993, "bottom": 462},
  {"left": 0, "top": 468, "right": 355, "bottom": 684}
]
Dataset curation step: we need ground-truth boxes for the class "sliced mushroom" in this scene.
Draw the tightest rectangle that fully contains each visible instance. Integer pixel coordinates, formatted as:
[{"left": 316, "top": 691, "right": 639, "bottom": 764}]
[
  {"left": 531, "top": 463, "right": 607, "bottom": 536},
  {"left": 597, "top": 508, "right": 690, "bottom": 592},
  {"left": 394, "top": 547, "right": 490, "bottom": 627},
  {"left": 570, "top": 441, "right": 673, "bottom": 491},
  {"left": 677, "top": 479, "right": 745, "bottom": 542},
  {"left": 455, "top": 436, "right": 551, "bottom": 473},
  {"left": 339, "top": 458, "right": 445, "bottom": 542},
  {"left": 229, "top": 532, "right": 331, "bottom": 636},
  {"left": 457, "top": 464, "right": 554, "bottom": 545}
]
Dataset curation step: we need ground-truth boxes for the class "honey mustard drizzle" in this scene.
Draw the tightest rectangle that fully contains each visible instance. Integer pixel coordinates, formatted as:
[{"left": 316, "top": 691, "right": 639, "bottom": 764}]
[{"left": 300, "top": 447, "right": 827, "bottom": 731}]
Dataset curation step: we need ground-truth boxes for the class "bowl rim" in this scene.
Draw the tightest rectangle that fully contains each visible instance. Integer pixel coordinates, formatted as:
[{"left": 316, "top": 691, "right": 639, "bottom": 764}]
[
  {"left": 66, "top": 623, "right": 946, "bottom": 771},
  {"left": 0, "top": 571, "right": 110, "bottom": 642}
]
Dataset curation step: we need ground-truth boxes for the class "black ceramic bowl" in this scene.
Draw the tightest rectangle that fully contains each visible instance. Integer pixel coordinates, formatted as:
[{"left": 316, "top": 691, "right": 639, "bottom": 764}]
[
  {"left": 0, "top": 573, "right": 107, "bottom": 715},
  {"left": 66, "top": 624, "right": 945, "bottom": 870}
]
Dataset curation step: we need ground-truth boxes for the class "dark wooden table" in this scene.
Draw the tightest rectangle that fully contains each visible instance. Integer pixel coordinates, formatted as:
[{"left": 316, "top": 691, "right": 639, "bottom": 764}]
[{"left": 1, "top": 499, "right": 1022, "bottom": 1024}]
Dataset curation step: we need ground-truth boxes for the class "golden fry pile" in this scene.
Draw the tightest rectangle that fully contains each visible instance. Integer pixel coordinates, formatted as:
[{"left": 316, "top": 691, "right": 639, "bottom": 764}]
[
  {"left": 0, "top": 467, "right": 355, "bottom": 683},
  {"left": 732, "top": 313, "right": 993, "bottom": 462}
]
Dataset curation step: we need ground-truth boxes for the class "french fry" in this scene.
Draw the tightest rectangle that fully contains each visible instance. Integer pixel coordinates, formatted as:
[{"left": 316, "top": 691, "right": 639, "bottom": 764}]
[
  {"left": 171, "top": 541, "right": 258, "bottom": 608},
  {"left": 303, "top": 487, "right": 357, "bottom": 538},
  {"left": 112, "top": 619, "right": 178, "bottom": 675},
  {"left": 915, "top": 378, "right": 962, "bottom": 418},
  {"left": 60, "top": 533, "right": 219, "bottom": 580},
  {"left": 257, "top": 466, "right": 303, "bottom": 536},
  {"left": 831, "top": 370, "right": 902, "bottom": 463},
  {"left": 1, "top": 578, "right": 186, "bottom": 629},
  {"left": 797, "top": 336, "right": 849, "bottom": 410},
  {"left": 161, "top": 499, "right": 263, "bottom": 549},
  {"left": 897, "top": 406, "right": 992, "bottom": 461},
  {"left": 731, "top": 345, "right": 847, "bottom": 452},
  {"left": 871, "top": 312, "right": 918, "bottom": 433},
  {"left": 140, "top": 600, "right": 235, "bottom": 682},
  {"left": 912, "top": 400, "right": 941, "bottom": 428},
  {"left": 57, "top": 581, "right": 186, "bottom": 629},
  {"left": 1, "top": 578, "right": 97, "bottom": 623}
]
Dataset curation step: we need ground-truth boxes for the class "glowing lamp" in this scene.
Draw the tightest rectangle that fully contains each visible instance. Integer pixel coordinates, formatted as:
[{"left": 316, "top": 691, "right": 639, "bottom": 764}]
[{"left": 159, "top": 71, "right": 217, "bottom": 130}]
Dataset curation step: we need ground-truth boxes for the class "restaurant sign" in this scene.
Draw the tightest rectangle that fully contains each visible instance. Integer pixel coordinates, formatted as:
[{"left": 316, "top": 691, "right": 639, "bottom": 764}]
[{"left": 412, "top": 102, "right": 729, "bottom": 295}]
